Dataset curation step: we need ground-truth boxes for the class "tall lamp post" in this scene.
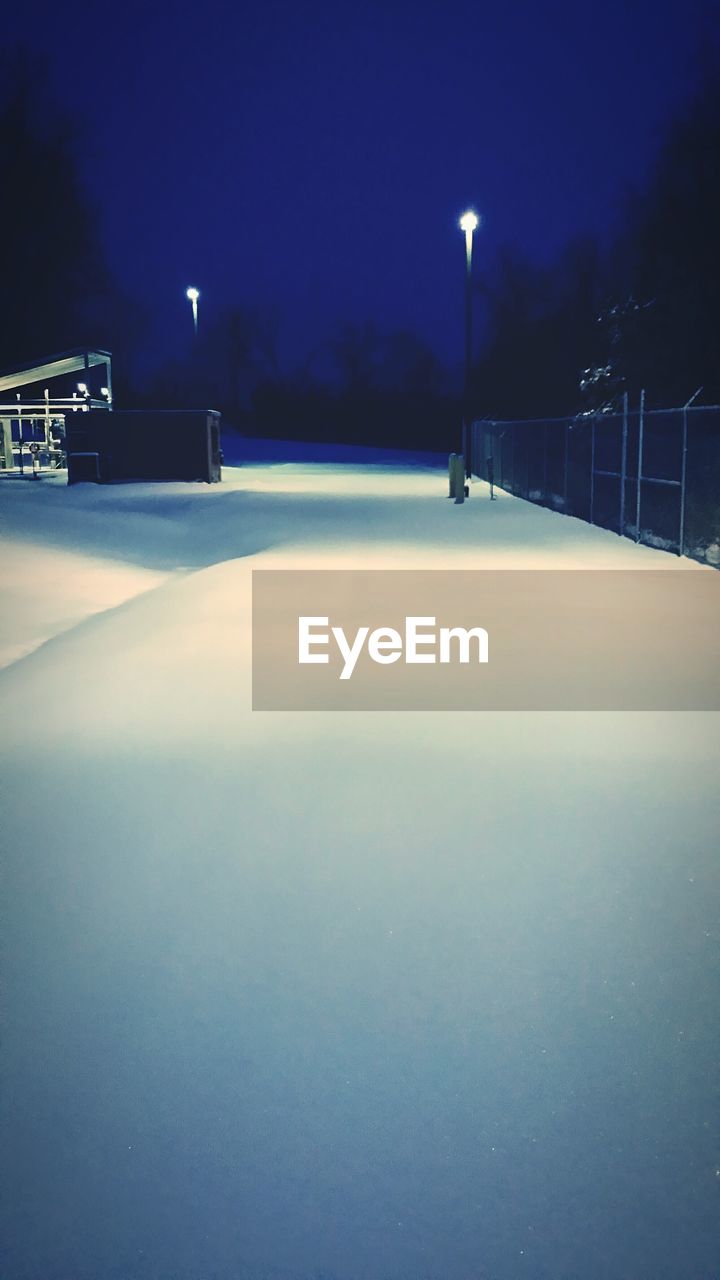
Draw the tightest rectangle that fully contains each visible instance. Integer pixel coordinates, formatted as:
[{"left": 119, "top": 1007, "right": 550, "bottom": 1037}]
[
  {"left": 459, "top": 210, "right": 479, "bottom": 478},
  {"left": 186, "top": 286, "right": 200, "bottom": 336}
]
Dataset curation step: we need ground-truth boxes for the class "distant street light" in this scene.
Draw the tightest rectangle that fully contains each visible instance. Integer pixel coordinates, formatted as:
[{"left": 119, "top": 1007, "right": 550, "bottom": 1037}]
[
  {"left": 459, "top": 210, "right": 480, "bottom": 478},
  {"left": 186, "top": 286, "right": 200, "bottom": 336}
]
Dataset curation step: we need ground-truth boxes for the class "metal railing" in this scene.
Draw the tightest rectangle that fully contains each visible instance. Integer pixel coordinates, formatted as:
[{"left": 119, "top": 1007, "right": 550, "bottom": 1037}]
[{"left": 470, "top": 398, "right": 720, "bottom": 564}]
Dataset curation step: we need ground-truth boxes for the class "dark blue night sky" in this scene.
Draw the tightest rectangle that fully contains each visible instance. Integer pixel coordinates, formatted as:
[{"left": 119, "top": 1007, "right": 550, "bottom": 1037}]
[{"left": 2, "top": 0, "right": 710, "bottom": 366}]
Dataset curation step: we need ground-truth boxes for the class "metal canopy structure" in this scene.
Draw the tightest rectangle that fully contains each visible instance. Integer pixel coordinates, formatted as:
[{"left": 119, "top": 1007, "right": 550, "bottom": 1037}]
[
  {"left": 0, "top": 348, "right": 113, "bottom": 474},
  {"left": 0, "top": 348, "right": 112, "bottom": 401}
]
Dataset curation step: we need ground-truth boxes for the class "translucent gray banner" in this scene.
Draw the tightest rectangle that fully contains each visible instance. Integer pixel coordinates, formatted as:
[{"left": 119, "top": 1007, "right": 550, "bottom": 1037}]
[{"left": 252, "top": 570, "right": 720, "bottom": 711}]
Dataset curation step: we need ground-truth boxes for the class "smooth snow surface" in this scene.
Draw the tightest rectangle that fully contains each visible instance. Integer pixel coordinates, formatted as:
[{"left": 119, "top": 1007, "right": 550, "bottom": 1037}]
[{"left": 1, "top": 457, "right": 718, "bottom": 1280}]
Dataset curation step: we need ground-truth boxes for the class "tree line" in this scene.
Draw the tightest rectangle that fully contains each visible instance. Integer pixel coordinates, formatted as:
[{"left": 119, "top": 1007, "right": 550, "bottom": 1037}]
[
  {"left": 475, "top": 63, "right": 720, "bottom": 421},
  {"left": 1, "top": 49, "right": 718, "bottom": 450}
]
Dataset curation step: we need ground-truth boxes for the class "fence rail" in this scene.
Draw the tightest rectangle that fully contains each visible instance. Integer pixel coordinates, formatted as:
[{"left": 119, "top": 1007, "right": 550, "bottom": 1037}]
[{"left": 470, "top": 399, "right": 720, "bottom": 565}]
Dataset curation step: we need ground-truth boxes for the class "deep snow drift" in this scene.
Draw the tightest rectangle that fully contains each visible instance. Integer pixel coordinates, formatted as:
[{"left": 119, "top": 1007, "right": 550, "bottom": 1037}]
[{"left": 1, "top": 457, "right": 718, "bottom": 1280}]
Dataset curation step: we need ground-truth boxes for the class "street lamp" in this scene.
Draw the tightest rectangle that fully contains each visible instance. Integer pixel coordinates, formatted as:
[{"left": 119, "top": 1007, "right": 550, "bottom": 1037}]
[
  {"left": 459, "top": 210, "right": 480, "bottom": 478},
  {"left": 186, "top": 286, "right": 200, "bottom": 336}
]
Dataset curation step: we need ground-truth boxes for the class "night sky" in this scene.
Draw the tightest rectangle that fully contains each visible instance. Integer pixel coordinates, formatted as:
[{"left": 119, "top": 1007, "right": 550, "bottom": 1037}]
[{"left": 3, "top": 0, "right": 711, "bottom": 371}]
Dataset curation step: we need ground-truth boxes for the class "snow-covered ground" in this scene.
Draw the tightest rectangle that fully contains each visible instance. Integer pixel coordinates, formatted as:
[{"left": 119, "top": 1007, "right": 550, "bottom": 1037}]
[{"left": 1, "top": 456, "right": 718, "bottom": 1280}]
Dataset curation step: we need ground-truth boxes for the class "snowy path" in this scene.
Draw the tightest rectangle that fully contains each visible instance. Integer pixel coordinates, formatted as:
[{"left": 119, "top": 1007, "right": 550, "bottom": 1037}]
[
  {"left": 0, "top": 460, "right": 692, "bottom": 673},
  {"left": 1, "top": 460, "right": 718, "bottom": 1280}
]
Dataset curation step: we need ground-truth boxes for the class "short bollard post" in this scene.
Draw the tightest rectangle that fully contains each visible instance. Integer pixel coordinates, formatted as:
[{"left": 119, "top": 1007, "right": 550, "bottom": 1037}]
[
  {"left": 448, "top": 453, "right": 457, "bottom": 498},
  {"left": 454, "top": 454, "right": 465, "bottom": 504}
]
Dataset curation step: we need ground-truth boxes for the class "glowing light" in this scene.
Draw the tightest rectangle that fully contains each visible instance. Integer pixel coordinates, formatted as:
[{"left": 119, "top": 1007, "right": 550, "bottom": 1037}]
[
  {"left": 77, "top": 382, "right": 88, "bottom": 395},
  {"left": 459, "top": 211, "right": 479, "bottom": 234},
  {"left": 186, "top": 286, "right": 200, "bottom": 335}
]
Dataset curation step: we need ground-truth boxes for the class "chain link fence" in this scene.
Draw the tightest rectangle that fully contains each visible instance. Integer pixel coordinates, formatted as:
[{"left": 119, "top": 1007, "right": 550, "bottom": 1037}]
[{"left": 471, "top": 402, "right": 720, "bottom": 565}]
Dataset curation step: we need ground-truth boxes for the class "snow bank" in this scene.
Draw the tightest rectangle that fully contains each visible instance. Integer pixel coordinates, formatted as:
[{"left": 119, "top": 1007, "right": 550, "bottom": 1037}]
[{"left": 1, "top": 458, "right": 717, "bottom": 1280}]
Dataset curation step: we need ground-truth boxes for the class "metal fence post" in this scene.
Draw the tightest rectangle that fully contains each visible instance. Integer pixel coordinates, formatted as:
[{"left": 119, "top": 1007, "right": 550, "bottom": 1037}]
[
  {"left": 679, "top": 408, "right": 688, "bottom": 556},
  {"left": 635, "top": 389, "right": 645, "bottom": 542},
  {"left": 590, "top": 417, "right": 596, "bottom": 524},
  {"left": 620, "top": 391, "right": 628, "bottom": 537},
  {"left": 678, "top": 389, "right": 703, "bottom": 556}
]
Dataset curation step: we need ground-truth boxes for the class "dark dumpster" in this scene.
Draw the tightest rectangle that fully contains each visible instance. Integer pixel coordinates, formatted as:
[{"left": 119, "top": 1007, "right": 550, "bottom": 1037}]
[{"left": 67, "top": 410, "right": 222, "bottom": 484}]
